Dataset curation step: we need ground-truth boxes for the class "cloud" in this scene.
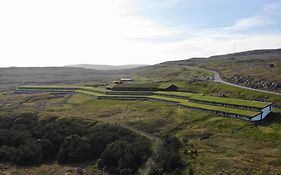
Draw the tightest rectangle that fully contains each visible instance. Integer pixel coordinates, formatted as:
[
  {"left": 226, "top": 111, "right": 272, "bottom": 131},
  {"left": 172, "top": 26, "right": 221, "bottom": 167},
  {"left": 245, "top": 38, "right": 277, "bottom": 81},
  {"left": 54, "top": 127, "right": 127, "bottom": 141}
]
[
  {"left": 0, "top": 0, "right": 180, "bottom": 66},
  {"left": 0, "top": 0, "right": 280, "bottom": 67},
  {"left": 230, "top": 16, "right": 274, "bottom": 30}
]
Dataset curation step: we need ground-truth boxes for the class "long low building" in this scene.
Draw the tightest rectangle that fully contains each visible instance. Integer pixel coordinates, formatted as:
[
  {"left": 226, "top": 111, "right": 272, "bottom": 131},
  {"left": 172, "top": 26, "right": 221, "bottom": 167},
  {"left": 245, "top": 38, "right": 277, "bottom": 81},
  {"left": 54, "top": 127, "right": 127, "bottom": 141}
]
[
  {"left": 154, "top": 91, "right": 272, "bottom": 121},
  {"left": 107, "top": 83, "right": 178, "bottom": 91},
  {"left": 15, "top": 85, "right": 272, "bottom": 122}
]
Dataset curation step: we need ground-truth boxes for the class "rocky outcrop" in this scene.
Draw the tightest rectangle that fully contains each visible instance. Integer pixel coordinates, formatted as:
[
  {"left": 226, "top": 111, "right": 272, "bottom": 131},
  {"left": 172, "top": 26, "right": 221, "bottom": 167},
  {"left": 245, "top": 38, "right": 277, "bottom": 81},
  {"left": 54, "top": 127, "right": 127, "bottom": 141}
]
[{"left": 228, "top": 75, "right": 280, "bottom": 91}]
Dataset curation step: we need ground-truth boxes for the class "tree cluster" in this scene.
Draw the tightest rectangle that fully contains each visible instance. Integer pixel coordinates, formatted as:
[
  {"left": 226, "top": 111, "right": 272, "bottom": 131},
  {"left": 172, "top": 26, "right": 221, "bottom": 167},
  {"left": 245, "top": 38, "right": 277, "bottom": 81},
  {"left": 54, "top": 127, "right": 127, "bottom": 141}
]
[
  {"left": 150, "top": 135, "right": 184, "bottom": 175},
  {"left": 0, "top": 114, "right": 152, "bottom": 175}
]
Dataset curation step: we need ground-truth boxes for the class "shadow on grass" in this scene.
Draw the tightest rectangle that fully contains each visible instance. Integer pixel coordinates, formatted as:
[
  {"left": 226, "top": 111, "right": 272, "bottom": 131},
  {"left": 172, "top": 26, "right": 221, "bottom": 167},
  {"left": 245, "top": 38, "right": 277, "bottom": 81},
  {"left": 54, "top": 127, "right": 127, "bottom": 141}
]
[{"left": 255, "top": 112, "right": 281, "bottom": 126}]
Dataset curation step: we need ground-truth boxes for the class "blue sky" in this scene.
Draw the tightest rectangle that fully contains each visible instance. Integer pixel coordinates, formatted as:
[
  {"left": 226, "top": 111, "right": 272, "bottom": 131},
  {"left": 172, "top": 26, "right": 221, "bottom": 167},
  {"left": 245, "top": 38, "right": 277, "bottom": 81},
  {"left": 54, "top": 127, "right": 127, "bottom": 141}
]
[
  {"left": 132, "top": 0, "right": 281, "bottom": 38},
  {"left": 0, "top": 0, "right": 280, "bottom": 66},
  {"left": 134, "top": 0, "right": 274, "bottom": 27}
]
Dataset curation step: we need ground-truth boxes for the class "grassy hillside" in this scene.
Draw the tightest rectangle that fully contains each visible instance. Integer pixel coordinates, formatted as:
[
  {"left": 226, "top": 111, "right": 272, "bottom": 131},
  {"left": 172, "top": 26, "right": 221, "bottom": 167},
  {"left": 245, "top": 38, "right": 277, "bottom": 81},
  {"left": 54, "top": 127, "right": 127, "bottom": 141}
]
[
  {"left": 1, "top": 93, "right": 281, "bottom": 174},
  {"left": 128, "top": 64, "right": 213, "bottom": 83},
  {"left": 0, "top": 64, "right": 213, "bottom": 93},
  {"left": 162, "top": 49, "right": 281, "bottom": 92},
  {"left": 0, "top": 67, "right": 130, "bottom": 91}
]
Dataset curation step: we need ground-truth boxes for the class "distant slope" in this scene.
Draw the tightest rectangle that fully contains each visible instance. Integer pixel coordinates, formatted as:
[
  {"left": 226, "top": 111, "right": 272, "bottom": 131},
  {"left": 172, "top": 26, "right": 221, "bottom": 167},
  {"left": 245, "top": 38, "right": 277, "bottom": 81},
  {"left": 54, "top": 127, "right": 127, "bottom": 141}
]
[
  {"left": 161, "top": 48, "right": 281, "bottom": 92},
  {"left": 0, "top": 67, "right": 129, "bottom": 91},
  {"left": 2, "top": 49, "right": 281, "bottom": 93},
  {"left": 65, "top": 64, "right": 148, "bottom": 70}
]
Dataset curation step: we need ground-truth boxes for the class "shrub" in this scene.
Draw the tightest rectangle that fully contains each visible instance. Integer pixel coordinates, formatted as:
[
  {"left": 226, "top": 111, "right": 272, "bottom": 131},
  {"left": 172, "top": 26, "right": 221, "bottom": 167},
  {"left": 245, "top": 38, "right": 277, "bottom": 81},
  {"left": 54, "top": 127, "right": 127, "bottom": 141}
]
[
  {"left": 15, "top": 138, "right": 42, "bottom": 165},
  {"left": 57, "top": 134, "right": 91, "bottom": 164},
  {"left": 98, "top": 139, "right": 151, "bottom": 175},
  {"left": 0, "top": 145, "right": 16, "bottom": 161},
  {"left": 40, "top": 139, "right": 57, "bottom": 161}
]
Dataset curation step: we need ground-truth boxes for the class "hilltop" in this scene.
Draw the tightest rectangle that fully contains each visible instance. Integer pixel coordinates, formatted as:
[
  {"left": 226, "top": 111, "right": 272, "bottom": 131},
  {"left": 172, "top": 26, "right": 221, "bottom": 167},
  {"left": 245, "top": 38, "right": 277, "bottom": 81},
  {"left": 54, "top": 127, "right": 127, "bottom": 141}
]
[
  {"left": 162, "top": 49, "right": 281, "bottom": 92},
  {"left": 65, "top": 64, "right": 148, "bottom": 70}
]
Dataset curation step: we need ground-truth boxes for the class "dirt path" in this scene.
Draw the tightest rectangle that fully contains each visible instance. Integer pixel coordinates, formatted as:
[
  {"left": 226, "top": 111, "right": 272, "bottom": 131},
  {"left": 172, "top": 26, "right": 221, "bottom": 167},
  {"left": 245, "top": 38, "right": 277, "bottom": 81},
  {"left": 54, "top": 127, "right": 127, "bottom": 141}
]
[
  {"left": 93, "top": 103, "right": 162, "bottom": 175},
  {"left": 35, "top": 100, "right": 46, "bottom": 113}
]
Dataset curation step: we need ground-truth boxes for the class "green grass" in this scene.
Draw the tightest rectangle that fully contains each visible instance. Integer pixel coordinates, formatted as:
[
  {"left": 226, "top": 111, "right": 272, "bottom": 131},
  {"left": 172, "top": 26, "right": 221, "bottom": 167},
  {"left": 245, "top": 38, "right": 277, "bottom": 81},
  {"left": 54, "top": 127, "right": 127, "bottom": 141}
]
[
  {"left": 195, "top": 95, "right": 270, "bottom": 108},
  {"left": 155, "top": 81, "right": 281, "bottom": 107},
  {"left": 16, "top": 85, "right": 267, "bottom": 119},
  {"left": 150, "top": 95, "right": 261, "bottom": 118},
  {"left": 75, "top": 89, "right": 105, "bottom": 96},
  {"left": 66, "top": 94, "right": 92, "bottom": 104},
  {"left": 3, "top": 91, "right": 281, "bottom": 174},
  {"left": 19, "top": 85, "right": 109, "bottom": 93},
  {"left": 77, "top": 86, "right": 109, "bottom": 93},
  {"left": 19, "top": 85, "right": 79, "bottom": 89},
  {"left": 155, "top": 91, "right": 271, "bottom": 108},
  {"left": 111, "top": 83, "right": 159, "bottom": 88}
]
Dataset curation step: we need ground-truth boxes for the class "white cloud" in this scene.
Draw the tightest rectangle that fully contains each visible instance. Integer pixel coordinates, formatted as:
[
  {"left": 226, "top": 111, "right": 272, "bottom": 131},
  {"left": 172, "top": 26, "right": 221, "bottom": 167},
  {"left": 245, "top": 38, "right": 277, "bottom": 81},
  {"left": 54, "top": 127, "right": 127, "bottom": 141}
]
[
  {"left": 230, "top": 16, "right": 274, "bottom": 30},
  {"left": 0, "top": 0, "right": 181, "bottom": 67},
  {"left": 0, "top": 0, "right": 280, "bottom": 67}
]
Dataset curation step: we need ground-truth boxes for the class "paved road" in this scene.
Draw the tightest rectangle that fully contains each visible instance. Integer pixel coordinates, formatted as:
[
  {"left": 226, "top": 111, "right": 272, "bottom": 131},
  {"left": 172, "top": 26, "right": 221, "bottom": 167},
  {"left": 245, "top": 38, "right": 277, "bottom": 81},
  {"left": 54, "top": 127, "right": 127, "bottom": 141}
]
[
  {"left": 209, "top": 69, "right": 281, "bottom": 96},
  {"left": 183, "top": 65, "right": 281, "bottom": 95}
]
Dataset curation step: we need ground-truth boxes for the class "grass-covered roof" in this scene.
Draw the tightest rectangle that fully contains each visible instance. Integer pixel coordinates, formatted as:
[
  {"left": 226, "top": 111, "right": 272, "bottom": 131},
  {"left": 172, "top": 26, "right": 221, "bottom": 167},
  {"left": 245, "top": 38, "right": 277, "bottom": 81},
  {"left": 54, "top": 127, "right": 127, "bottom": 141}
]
[{"left": 155, "top": 91, "right": 271, "bottom": 108}]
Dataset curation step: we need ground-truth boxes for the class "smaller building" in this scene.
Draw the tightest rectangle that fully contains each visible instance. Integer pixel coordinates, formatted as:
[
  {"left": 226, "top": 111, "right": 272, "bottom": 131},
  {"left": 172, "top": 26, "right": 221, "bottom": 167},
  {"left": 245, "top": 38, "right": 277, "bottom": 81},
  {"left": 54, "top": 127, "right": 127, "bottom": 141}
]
[
  {"left": 159, "top": 84, "right": 178, "bottom": 91},
  {"left": 265, "top": 64, "right": 274, "bottom": 68},
  {"left": 120, "top": 78, "right": 135, "bottom": 82}
]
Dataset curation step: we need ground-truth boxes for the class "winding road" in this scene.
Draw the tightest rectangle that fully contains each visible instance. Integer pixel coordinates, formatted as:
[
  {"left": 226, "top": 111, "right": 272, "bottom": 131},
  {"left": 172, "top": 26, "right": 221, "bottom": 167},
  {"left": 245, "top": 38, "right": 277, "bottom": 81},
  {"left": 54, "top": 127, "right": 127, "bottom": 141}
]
[
  {"left": 184, "top": 65, "right": 281, "bottom": 96},
  {"left": 210, "top": 69, "right": 281, "bottom": 96}
]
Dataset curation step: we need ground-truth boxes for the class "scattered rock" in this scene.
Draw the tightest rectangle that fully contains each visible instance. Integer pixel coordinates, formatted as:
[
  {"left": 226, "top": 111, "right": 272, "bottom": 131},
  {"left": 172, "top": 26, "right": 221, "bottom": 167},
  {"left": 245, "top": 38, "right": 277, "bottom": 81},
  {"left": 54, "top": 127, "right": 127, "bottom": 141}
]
[{"left": 228, "top": 75, "right": 280, "bottom": 91}]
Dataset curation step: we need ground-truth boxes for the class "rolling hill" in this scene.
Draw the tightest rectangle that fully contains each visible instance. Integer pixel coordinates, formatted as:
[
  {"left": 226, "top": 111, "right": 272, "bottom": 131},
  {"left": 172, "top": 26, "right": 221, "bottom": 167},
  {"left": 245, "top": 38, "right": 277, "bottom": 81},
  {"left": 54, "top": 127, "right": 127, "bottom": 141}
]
[
  {"left": 65, "top": 64, "right": 148, "bottom": 70},
  {"left": 161, "top": 49, "right": 281, "bottom": 92}
]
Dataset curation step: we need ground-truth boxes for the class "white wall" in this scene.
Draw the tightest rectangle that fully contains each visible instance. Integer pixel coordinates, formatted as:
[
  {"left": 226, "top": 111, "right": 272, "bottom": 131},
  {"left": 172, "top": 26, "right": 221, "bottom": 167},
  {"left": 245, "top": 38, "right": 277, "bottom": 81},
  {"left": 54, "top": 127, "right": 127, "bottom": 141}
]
[
  {"left": 251, "top": 105, "right": 272, "bottom": 121},
  {"left": 261, "top": 105, "right": 272, "bottom": 119},
  {"left": 251, "top": 113, "right": 262, "bottom": 121}
]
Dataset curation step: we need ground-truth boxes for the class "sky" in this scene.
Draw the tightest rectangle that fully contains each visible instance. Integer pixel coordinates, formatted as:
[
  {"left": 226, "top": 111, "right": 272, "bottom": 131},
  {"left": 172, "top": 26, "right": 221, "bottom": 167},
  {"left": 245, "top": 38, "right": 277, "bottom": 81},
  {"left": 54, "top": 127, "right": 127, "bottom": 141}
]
[{"left": 0, "top": 0, "right": 281, "bottom": 67}]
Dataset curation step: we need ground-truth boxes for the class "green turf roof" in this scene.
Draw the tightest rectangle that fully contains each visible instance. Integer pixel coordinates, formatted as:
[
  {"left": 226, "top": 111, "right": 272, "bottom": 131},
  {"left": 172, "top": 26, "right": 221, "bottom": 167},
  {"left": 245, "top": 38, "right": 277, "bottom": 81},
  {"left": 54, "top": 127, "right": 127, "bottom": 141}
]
[
  {"left": 150, "top": 95, "right": 261, "bottom": 118},
  {"left": 155, "top": 91, "right": 271, "bottom": 108},
  {"left": 19, "top": 85, "right": 109, "bottom": 93},
  {"left": 76, "top": 90, "right": 148, "bottom": 98},
  {"left": 158, "top": 84, "right": 177, "bottom": 89},
  {"left": 16, "top": 85, "right": 267, "bottom": 119},
  {"left": 78, "top": 86, "right": 108, "bottom": 93},
  {"left": 111, "top": 83, "right": 160, "bottom": 89},
  {"left": 19, "top": 86, "right": 79, "bottom": 89},
  {"left": 75, "top": 90, "right": 105, "bottom": 96}
]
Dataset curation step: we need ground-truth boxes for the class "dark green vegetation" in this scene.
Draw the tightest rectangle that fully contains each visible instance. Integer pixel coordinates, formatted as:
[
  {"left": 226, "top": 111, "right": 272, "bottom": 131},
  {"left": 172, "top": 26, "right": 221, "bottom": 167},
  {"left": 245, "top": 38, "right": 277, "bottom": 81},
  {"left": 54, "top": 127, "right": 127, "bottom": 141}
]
[
  {"left": 0, "top": 114, "right": 151, "bottom": 175},
  {"left": 163, "top": 49, "right": 281, "bottom": 92},
  {"left": 150, "top": 135, "right": 183, "bottom": 175},
  {"left": 1, "top": 92, "right": 281, "bottom": 174}
]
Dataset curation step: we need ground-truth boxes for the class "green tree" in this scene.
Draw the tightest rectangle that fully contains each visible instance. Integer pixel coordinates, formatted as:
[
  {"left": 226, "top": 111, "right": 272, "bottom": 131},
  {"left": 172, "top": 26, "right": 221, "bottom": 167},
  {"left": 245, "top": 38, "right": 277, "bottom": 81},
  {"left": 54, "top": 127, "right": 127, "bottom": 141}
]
[{"left": 57, "top": 134, "right": 91, "bottom": 164}]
